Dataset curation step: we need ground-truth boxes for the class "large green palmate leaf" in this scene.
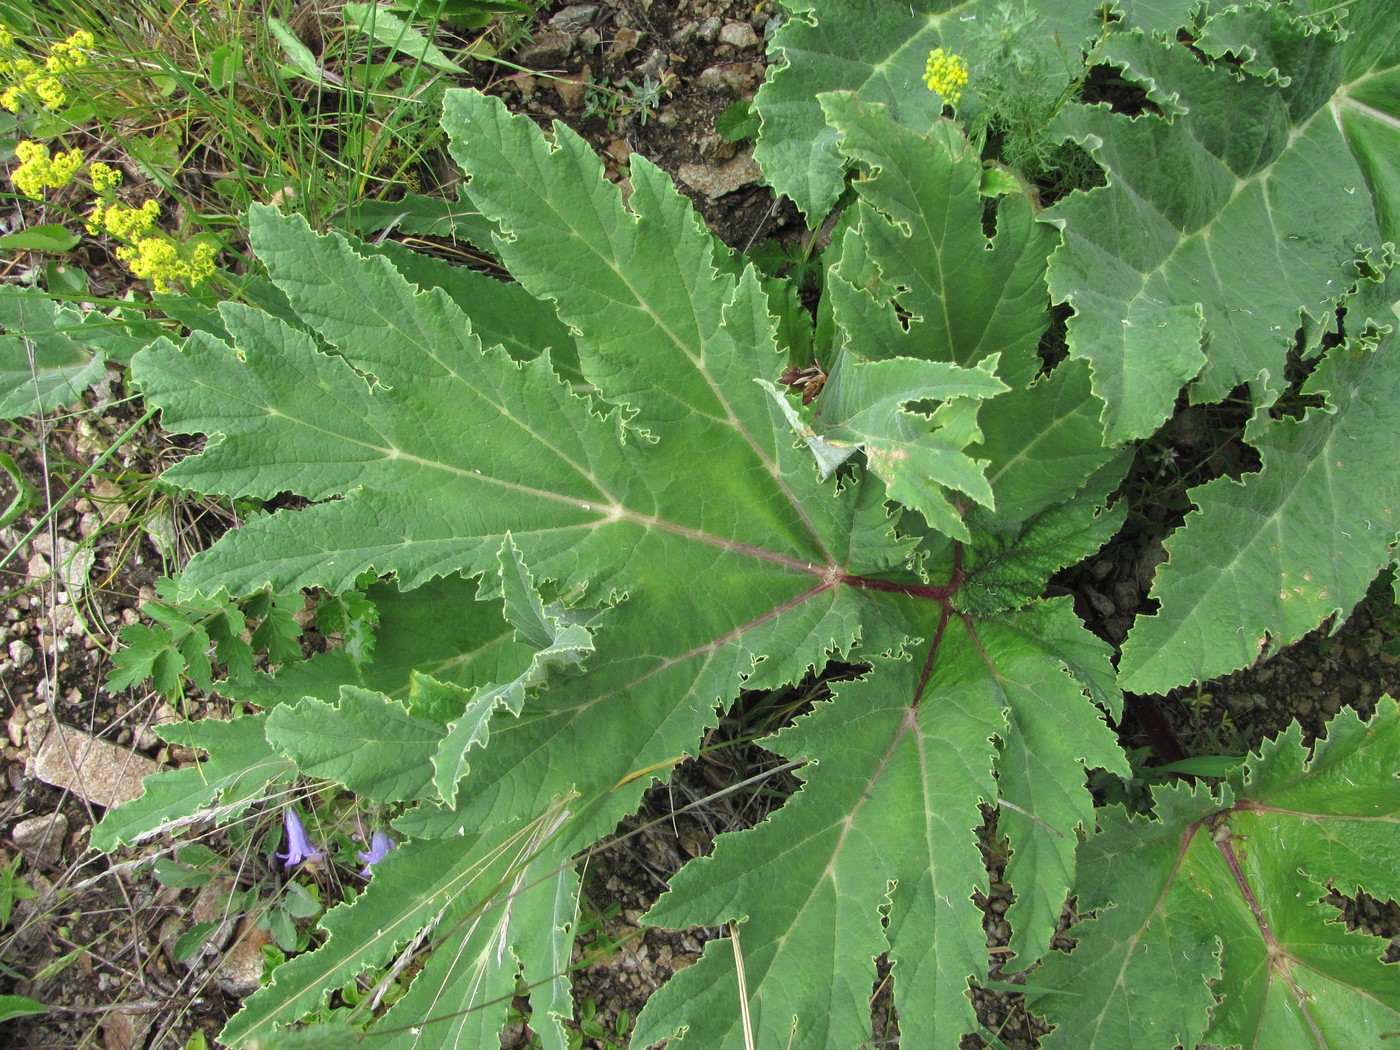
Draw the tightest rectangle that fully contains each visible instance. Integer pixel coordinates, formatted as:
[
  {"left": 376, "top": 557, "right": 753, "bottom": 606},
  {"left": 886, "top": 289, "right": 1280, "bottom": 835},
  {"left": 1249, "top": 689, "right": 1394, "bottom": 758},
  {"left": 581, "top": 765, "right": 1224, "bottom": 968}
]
[
  {"left": 754, "top": 0, "right": 1399, "bottom": 447},
  {"left": 1030, "top": 697, "right": 1400, "bottom": 1049},
  {"left": 750, "top": 0, "right": 1213, "bottom": 225},
  {"left": 124, "top": 88, "right": 1132, "bottom": 1047},
  {"left": 1045, "top": 9, "right": 1388, "bottom": 441},
  {"left": 1048, "top": 1, "right": 1400, "bottom": 691}
]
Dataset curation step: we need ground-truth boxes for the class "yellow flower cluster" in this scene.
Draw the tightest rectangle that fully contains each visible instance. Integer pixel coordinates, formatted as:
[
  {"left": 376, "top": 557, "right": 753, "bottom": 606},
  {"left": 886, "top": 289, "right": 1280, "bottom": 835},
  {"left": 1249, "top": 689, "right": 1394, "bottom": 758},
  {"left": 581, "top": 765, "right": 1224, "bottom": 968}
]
[
  {"left": 88, "top": 160, "right": 122, "bottom": 195},
  {"left": 85, "top": 186, "right": 216, "bottom": 294},
  {"left": 0, "top": 30, "right": 220, "bottom": 296},
  {"left": 0, "top": 29, "right": 92, "bottom": 113},
  {"left": 45, "top": 31, "right": 92, "bottom": 74},
  {"left": 11, "top": 140, "right": 83, "bottom": 198},
  {"left": 87, "top": 198, "right": 159, "bottom": 240},
  {"left": 116, "top": 238, "right": 218, "bottom": 295},
  {"left": 924, "top": 47, "right": 969, "bottom": 107}
]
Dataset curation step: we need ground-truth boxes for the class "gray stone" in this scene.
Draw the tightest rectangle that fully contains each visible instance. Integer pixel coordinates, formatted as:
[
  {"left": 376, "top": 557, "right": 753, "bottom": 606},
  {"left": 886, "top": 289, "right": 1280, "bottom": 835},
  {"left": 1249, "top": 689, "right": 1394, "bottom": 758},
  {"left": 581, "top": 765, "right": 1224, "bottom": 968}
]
[
  {"left": 606, "top": 26, "right": 643, "bottom": 64},
  {"left": 30, "top": 534, "right": 94, "bottom": 595},
  {"left": 719, "top": 22, "right": 760, "bottom": 49},
  {"left": 12, "top": 811, "right": 67, "bottom": 866},
  {"left": 518, "top": 29, "right": 571, "bottom": 67},
  {"left": 49, "top": 602, "right": 76, "bottom": 634},
  {"left": 550, "top": 3, "right": 599, "bottom": 33},
  {"left": 555, "top": 76, "right": 589, "bottom": 112},
  {"left": 8, "top": 638, "right": 33, "bottom": 667},
  {"left": 7, "top": 706, "right": 26, "bottom": 747},
  {"left": 697, "top": 62, "right": 756, "bottom": 94}
]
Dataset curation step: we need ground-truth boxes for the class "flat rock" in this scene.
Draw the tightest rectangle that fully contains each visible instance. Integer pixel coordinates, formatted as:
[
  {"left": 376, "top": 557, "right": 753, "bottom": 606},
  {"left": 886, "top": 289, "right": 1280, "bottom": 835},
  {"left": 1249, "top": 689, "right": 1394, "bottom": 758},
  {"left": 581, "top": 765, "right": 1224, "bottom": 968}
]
[
  {"left": 550, "top": 3, "right": 599, "bottom": 33},
  {"left": 31, "top": 724, "right": 159, "bottom": 809},
  {"left": 555, "top": 75, "right": 589, "bottom": 112},
  {"left": 696, "top": 61, "right": 757, "bottom": 94},
  {"left": 30, "top": 534, "right": 94, "bottom": 595},
  {"left": 12, "top": 811, "right": 67, "bottom": 866},
  {"left": 517, "top": 29, "right": 571, "bottom": 67},
  {"left": 678, "top": 151, "right": 762, "bottom": 200},
  {"left": 8, "top": 639, "right": 34, "bottom": 669},
  {"left": 606, "top": 26, "right": 643, "bottom": 64}
]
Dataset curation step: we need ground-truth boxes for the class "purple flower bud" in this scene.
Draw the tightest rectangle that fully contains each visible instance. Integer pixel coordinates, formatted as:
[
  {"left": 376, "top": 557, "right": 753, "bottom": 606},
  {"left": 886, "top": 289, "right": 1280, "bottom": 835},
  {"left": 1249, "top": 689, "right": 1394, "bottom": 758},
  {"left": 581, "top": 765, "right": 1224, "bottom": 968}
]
[
  {"left": 276, "top": 808, "right": 323, "bottom": 869},
  {"left": 356, "top": 829, "right": 396, "bottom": 877}
]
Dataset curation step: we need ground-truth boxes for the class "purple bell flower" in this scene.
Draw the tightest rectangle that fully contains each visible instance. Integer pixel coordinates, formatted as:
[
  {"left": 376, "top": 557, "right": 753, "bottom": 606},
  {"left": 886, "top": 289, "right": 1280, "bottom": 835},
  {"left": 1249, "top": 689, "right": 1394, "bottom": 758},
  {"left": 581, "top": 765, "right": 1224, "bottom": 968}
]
[
  {"left": 276, "top": 808, "right": 324, "bottom": 869},
  {"left": 356, "top": 829, "right": 396, "bottom": 877}
]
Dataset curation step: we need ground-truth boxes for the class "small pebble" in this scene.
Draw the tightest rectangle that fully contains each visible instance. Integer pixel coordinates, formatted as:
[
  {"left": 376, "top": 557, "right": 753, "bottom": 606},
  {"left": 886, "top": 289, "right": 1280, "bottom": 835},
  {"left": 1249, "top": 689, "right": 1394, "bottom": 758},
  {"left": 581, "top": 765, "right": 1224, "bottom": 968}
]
[
  {"left": 8, "top": 639, "right": 34, "bottom": 667},
  {"left": 719, "top": 22, "right": 759, "bottom": 49}
]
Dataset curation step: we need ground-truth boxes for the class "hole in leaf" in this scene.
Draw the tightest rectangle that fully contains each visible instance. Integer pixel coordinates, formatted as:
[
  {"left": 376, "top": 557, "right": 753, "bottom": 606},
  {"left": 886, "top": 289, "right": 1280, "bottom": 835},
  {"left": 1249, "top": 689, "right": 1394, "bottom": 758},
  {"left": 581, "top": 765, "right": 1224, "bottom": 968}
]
[{"left": 1321, "top": 887, "right": 1400, "bottom": 963}]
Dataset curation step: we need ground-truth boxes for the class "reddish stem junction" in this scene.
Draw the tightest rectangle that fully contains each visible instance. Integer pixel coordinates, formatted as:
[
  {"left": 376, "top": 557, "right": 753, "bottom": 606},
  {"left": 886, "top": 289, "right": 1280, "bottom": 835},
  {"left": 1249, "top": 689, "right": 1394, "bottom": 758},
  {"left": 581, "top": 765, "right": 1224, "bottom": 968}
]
[{"left": 1201, "top": 805, "right": 1329, "bottom": 1043}]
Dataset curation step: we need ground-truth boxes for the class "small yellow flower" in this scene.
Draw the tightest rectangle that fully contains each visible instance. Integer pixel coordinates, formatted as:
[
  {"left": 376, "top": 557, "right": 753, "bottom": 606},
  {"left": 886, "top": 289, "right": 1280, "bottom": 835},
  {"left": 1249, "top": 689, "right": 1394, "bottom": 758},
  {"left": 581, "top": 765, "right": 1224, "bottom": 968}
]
[
  {"left": 1, "top": 56, "right": 38, "bottom": 111},
  {"left": 187, "top": 241, "right": 218, "bottom": 285},
  {"left": 12, "top": 163, "right": 45, "bottom": 199},
  {"left": 924, "top": 47, "right": 969, "bottom": 107},
  {"left": 0, "top": 27, "right": 13, "bottom": 50},
  {"left": 50, "top": 145, "right": 82, "bottom": 182},
  {"left": 14, "top": 140, "right": 45, "bottom": 164},
  {"left": 0, "top": 31, "right": 90, "bottom": 112}
]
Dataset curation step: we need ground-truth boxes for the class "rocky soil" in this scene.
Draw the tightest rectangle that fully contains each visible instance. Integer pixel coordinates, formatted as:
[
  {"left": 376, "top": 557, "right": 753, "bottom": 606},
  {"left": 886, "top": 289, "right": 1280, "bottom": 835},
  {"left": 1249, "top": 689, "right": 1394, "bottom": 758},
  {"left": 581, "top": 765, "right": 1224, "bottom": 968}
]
[{"left": 2, "top": 2, "right": 1398, "bottom": 1049}]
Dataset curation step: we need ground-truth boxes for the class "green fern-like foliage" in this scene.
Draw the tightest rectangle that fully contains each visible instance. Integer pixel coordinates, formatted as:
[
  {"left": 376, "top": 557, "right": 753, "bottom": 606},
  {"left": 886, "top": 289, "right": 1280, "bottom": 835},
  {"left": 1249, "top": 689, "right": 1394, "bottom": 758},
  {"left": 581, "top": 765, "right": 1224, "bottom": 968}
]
[{"left": 93, "top": 0, "right": 1400, "bottom": 1046}]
